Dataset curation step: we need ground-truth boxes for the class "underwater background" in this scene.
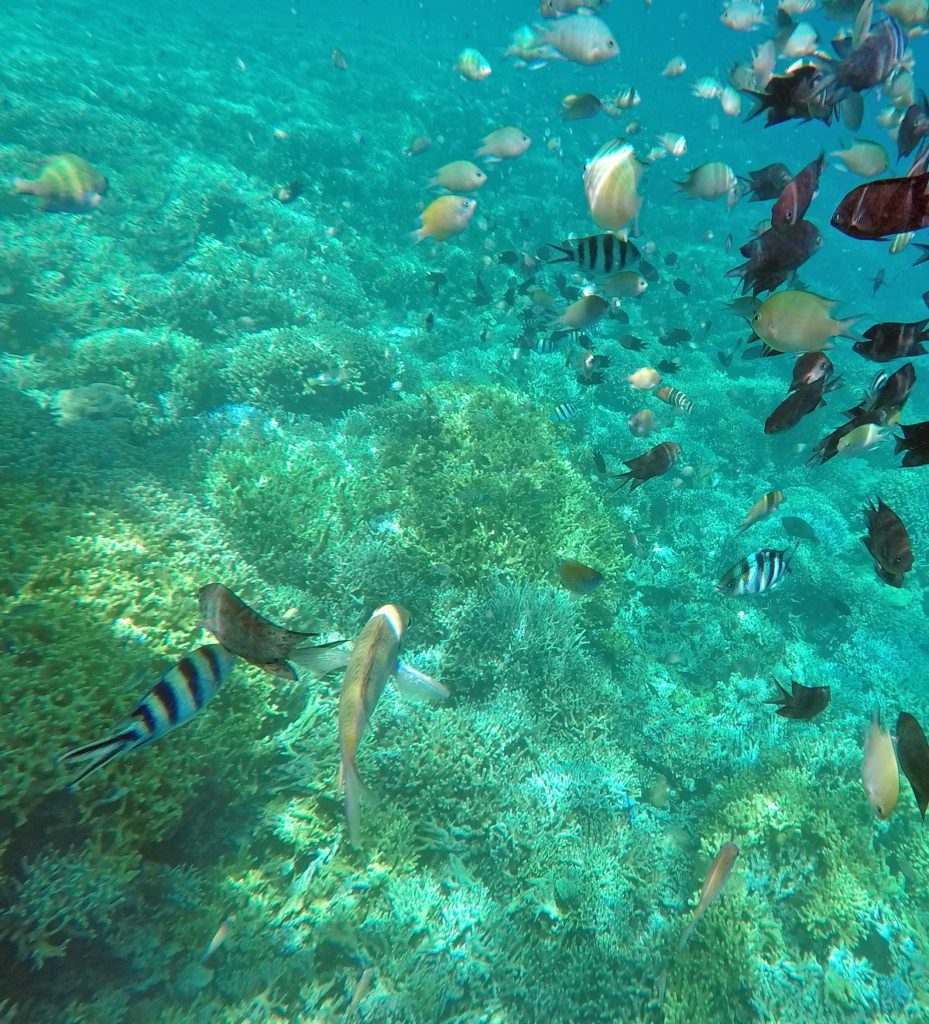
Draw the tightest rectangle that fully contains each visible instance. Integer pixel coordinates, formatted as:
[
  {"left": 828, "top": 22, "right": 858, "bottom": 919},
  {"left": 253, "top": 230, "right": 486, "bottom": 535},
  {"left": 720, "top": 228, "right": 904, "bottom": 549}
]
[{"left": 3, "top": 0, "right": 929, "bottom": 1021}]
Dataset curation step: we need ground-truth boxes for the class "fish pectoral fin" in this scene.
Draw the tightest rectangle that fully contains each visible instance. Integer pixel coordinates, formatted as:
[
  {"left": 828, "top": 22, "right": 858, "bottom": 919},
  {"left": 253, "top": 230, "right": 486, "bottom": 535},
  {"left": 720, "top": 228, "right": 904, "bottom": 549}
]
[{"left": 394, "top": 662, "right": 450, "bottom": 702}]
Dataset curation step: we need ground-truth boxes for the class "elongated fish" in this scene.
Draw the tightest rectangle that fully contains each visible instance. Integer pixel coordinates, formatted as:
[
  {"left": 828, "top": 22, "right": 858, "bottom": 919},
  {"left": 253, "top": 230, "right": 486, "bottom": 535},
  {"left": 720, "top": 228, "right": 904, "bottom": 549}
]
[
  {"left": 339, "top": 605, "right": 448, "bottom": 844},
  {"left": 60, "top": 644, "right": 237, "bottom": 786},
  {"left": 679, "top": 842, "right": 738, "bottom": 949},
  {"left": 545, "top": 233, "right": 640, "bottom": 275}
]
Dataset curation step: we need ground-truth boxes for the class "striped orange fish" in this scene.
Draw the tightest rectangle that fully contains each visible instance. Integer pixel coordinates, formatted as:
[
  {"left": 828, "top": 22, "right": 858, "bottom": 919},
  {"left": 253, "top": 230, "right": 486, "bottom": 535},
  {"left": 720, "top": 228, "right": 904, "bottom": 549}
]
[
  {"left": 654, "top": 385, "right": 694, "bottom": 414},
  {"left": 13, "top": 154, "right": 108, "bottom": 212}
]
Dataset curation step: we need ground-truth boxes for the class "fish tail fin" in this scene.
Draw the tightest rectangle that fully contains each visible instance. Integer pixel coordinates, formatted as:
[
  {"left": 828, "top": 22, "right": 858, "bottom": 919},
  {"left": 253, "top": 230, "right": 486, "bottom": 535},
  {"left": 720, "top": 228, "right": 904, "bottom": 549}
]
[
  {"left": 408, "top": 228, "right": 426, "bottom": 245},
  {"left": 341, "top": 755, "right": 374, "bottom": 846},
  {"left": 837, "top": 315, "right": 864, "bottom": 343},
  {"left": 894, "top": 433, "right": 908, "bottom": 455},
  {"left": 59, "top": 727, "right": 140, "bottom": 787},
  {"left": 290, "top": 639, "right": 350, "bottom": 677},
  {"left": 764, "top": 678, "right": 791, "bottom": 705},
  {"left": 612, "top": 471, "right": 633, "bottom": 489},
  {"left": 787, "top": 537, "right": 802, "bottom": 568},
  {"left": 10, "top": 177, "right": 29, "bottom": 195},
  {"left": 677, "top": 919, "right": 697, "bottom": 950},
  {"left": 544, "top": 243, "right": 574, "bottom": 265}
]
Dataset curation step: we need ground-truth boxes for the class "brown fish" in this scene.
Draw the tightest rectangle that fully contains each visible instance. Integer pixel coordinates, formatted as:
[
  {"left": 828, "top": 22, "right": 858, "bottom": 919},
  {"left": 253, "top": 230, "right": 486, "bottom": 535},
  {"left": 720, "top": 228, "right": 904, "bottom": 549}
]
[
  {"left": 614, "top": 441, "right": 681, "bottom": 489},
  {"left": 862, "top": 707, "right": 899, "bottom": 820},
  {"left": 198, "top": 583, "right": 345, "bottom": 682},
  {"left": 789, "top": 351, "right": 833, "bottom": 391},
  {"left": 832, "top": 173, "right": 929, "bottom": 240},
  {"left": 896, "top": 712, "right": 929, "bottom": 818},
  {"left": 679, "top": 842, "right": 738, "bottom": 948},
  {"left": 338, "top": 604, "right": 448, "bottom": 844},
  {"left": 738, "top": 490, "right": 785, "bottom": 532},
  {"left": 772, "top": 153, "right": 824, "bottom": 230},
  {"left": 862, "top": 498, "right": 913, "bottom": 587},
  {"left": 853, "top": 319, "right": 929, "bottom": 362},
  {"left": 765, "top": 678, "right": 830, "bottom": 720},
  {"left": 558, "top": 559, "right": 604, "bottom": 595}
]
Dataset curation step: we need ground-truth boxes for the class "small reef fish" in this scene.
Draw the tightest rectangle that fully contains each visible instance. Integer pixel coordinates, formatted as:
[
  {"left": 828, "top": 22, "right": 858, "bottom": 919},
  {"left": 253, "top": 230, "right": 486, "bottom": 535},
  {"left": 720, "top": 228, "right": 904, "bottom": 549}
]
[
  {"left": 561, "top": 92, "right": 602, "bottom": 120},
  {"left": 532, "top": 14, "right": 619, "bottom": 64},
  {"left": 339, "top": 605, "right": 448, "bottom": 844},
  {"left": 331, "top": 48, "right": 348, "bottom": 70},
  {"left": 782, "top": 516, "right": 819, "bottom": 544},
  {"left": 546, "top": 233, "right": 640, "bottom": 275},
  {"left": 662, "top": 56, "right": 687, "bottom": 76},
  {"left": 789, "top": 352, "right": 833, "bottom": 391},
  {"left": 611, "top": 86, "right": 641, "bottom": 109},
  {"left": 832, "top": 173, "right": 929, "bottom": 240},
  {"left": 273, "top": 180, "right": 303, "bottom": 204},
  {"left": 627, "top": 367, "right": 662, "bottom": 390},
  {"left": 748, "top": 66, "right": 834, "bottom": 128},
  {"left": 848, "top": 361, "right": 916, "bottom": 420},
  {"left": 12, "top": 154, "right": 108, "bottom": 212},
  {"left": 836, "top": 422, "right": 889, "bottom": 456},
  {"left": 717, "top": 545, "right": 796, "bottom": 596},
  {"left": 727, "top": 220, "right": 823, "bottom": 296},
  {"left": 657, "top": 132, "right": 687, "bottom": 157},
  {"left": 675, "top": 162, "right": 739, "bottom": 202},
  {"left": 614, "top": 441, "right": 681, "bottom": 489},
  {"left": 862, "top": 707, "right": 899, "bottom": 820},
  {"left": 550, "top": 401, "right": 579, "bottom": 422},
  {"left": 854, "top": 319, "right": 929, "bottom": 362},
  {"left": 584, "top": 139, "right": 645, "bottom": 235},
  {"left": 764, "top": 377, "right": 833, "bottom": 433},
  {"left": 752, "top": 290, "right": 860, "bottom": 353},
  {"left": 772, "top": 153, "right": 825, "bottom": 229},
  {"left": 411, "top": 196, "right": 476, "bottom": 243},
  {"left": 456, "top": 48, "right": 492, "bottom": 80},
  {"left": 896, "top": 713, "right": 929, "bottom": 818},
  {"left": 766, "top": 678, "right": 830, "bottom": 720},
  {"left": 743, "top": 162, "right": 793, "bottom": 201},
  {"left": 552, "top": 294, "right": 609, "bottom": 332},
  {"left": 202, "top": 915, "right": 235, "bottom": 963},
  {"left": 692, "top": 75, "right": 723, "bottom": 99},
  {"left": 406, "top": 136, "right": 432, "bottom": 157},
  {"left": 739, "top": 490, "right": 785, "bottom": 532},
  {"left": 476, "top": 127, "right": 532, "bottom": 162},
  {"left": 654, "top": 385, "right": 694, "bottom": 414},
  {"left": 198, "top": 583, "right": 345, "bottom": 682},
  {"left": 897, "top": 95, "right": 929, "bottom": 158},
  {"left": 862, "top": 498, "right": 913, "bottom": 586},
  {"left": 558, "top": 559, "right": 604, "bottom": 595},
  {"left": 429, "top": 161, "right": 487, "bottom": 193},
  {"left": 679, "top": 842, "right": 738, "bottom": 949},
  {"left": 627, "top": 408, "right": 658, "bottom": 436},
  {"left": 600, "top": 270, "right": 647, "bottom": 298},
  {"left": 60, "top": 645, "right": 237, "bottom": 787},
  {"left": 894, "top": 419, "right": 929, "bottom": 466},
  {"left": 830, "top": 140, "right": 889, "bottom": 177}
]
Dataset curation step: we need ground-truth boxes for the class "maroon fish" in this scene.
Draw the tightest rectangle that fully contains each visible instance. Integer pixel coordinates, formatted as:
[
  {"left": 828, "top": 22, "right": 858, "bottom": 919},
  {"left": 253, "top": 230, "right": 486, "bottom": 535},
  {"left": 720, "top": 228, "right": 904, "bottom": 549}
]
[
  {"left": 727, "top": 220, "right": 822, "bottom": 295},
  {"left": 898, "top": 93, "right": 929, "bottom": 159},
  {"left": 742, "top": 162, "right": 793, "bottom": 201},
  {"left": 789, "top": 351, "right": 833, "bottom": 392},
  {"left": 764, "top": 376, "right": 833, "bottom": 434},
  {"left": 853, "top": 320, "right": 929, "bottom": 363},
  {"left": 862, "top": 498, "right": 913, "bottom": 587},
  {"left": 198, "top": 583, "right": 346, "bottom": 681},
  {"left": 772, "top": 153, "right": 825, "bottom": 230},
  {"left": 831, "top": 173, "right": 929, "bottom": 240},
  {"left": 614, "top": 441, "right": 680, "bottom": 489}
]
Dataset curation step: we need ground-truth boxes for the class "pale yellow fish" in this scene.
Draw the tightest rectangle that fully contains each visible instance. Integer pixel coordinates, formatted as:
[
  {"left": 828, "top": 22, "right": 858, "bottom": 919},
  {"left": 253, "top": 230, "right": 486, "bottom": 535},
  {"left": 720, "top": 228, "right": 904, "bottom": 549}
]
[
  {"left": 662, "top": 55, "right": 687, "bottom": 76},
  {"left": 719, "top": 85, "right": 743, "bottom": 116},
  {"left": 781, "top": 21, "right": 820, "bottom": 57},
  {"left": 881, "top": 0, "right": 929, "bottom": 25},
  {"left": 830, "top": 139, "right": 889, "bottom": 177},
  {"left": 411, "top": 196, "right": 476, "bottom": 243},
  {"left": 476, "top": 126, "right": 532, "bottom": 162},
  {"left": 553, "top": 294, "right": 609, "bottom": 331},
  {"left": 692, "top": 75, "right": 723, "bottom": 99},
  {"left": 679, "top": 842, "right": 738, "bottom": 948},
  {"left": 584, "top": 139, "right": 645, "bottom": 235},
  {"left": 721, "top": 0, "right": 768, "bottom": 30},
  {"left": 729, "top": 62, "right": 757, "bottom": 91},
  {"left": 628, "top": 367, "right": 662, "bottom": 390},
  {"left": 862, "top": 707, "right": 899, "bottom": 820},
  {"left": 752, "top": 39, "right": 777, "bottom": 87},
  {"left": 657, "top": 132, "right": 687, "bottom": 156},
  {"left": 837, "top": 422, "right": 888, "bottom": 456},
  {"left": 456, "top": 48, "right": 492, "bottom": 80},
  {"left": 738, "top": 490, "right": 785, "bottom": 532},
  {"left": 779, "top": 0, "right": 816, "bottom": 13},
  {"left": 600, "top": 270, "right": 648, "bottom": 298},
  {"left": 675, "top": 161, "right": 738, "bottom": 200},
  {"left": 752, "top": 290, "right": 860, "bottom": 353},
  {"left": 429, "top": 160, "right": 487, "bottom": 192}
]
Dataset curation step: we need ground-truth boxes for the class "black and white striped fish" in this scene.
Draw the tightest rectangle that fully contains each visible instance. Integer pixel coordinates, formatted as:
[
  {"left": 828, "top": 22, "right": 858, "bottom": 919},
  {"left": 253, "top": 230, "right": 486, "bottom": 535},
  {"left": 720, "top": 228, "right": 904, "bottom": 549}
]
[
  {"left": 546, "top": 234, "right": 641, "bottom": 276},
  {"left": 716, "top": 544, "right": 798, "bottom": 596},
  {"left": 549, "top": 401, "right": 579, "bottom": 423},
  {"left": 60, "top": 644, "right": 237, "bottom": 787}
]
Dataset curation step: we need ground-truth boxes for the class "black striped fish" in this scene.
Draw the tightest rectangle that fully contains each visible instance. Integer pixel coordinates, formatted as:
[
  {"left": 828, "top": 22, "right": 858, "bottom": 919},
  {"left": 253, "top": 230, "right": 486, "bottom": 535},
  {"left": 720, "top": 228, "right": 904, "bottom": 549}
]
[
  {"left": 60, "top": 644, "right": 237, "bottom": 787},
  {"left": 546, "top": 233, "right": 640, "bottom": 276},
  {"left": 549, "top": 401, "right": 579, "bottom": 423},
  {"left": 716, "top": 544, "right": 797, "bottom": 596}
]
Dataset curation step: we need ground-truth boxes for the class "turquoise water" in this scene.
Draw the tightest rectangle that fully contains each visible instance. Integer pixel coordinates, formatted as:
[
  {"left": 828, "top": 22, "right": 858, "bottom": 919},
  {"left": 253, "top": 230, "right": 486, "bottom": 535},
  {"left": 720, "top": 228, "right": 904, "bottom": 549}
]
[{"left": 2, "top": 0, "right": 929, "bottom": 1021}]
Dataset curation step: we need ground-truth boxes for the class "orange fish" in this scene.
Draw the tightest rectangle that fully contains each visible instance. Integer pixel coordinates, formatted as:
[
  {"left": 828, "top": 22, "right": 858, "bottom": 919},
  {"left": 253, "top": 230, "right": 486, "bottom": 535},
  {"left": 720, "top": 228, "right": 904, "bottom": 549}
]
[
  {"left": 679, "top": 842, "right": 738, "bottom": 948},
  {"left": 627, "top": 367, "right": 662, "bottom": 390},
  {"left": 476, "top": 127, "right": 532, "bottom": 163},
  {"left": 411, "top": 196, "right": 476, "bottom": 243},
  {"left": 13, "top": 154, "right": 107, "bottom": 212},
  {"left": 338, "top": 605, "right": 448, "bottom": 844}
]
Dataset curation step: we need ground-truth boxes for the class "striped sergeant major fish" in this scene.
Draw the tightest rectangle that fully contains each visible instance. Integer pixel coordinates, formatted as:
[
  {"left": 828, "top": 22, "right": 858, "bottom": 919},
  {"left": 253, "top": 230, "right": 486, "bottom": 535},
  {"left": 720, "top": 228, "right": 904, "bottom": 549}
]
[
  {"left": 545, "top": 233, "right": 640, "bottom": 276},
  {"left": 60, "top": 644, "right": 237, "bottom": 787},
  {"left": 549, "top": 401, "right": 579, "bottom": 423},
  {"left": 339, "top": 605, "right": 448, "bottom": 845},
  {"left": 716, "top": 542, "right": 799, "bottom": 596},
  {"left": 654, "top": 385, "right": 694, "bottom": 415}
]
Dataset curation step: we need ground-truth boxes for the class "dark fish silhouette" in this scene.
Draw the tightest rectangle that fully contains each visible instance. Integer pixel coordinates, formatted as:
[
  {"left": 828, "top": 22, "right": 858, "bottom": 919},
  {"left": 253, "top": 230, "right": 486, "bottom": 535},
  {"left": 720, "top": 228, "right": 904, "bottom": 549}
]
[
  {"left": 808, "top": 412, "right": 882, "bottom": 465},
  {"left": 619, "top": 334, "right": 646, "bottom": 351},
  {"left": 764, "top": 376, "right": 834, "bottom": 434},
  {"left": 782, "top": 516, "right": 819, "bottom": 544},
  {"left": 894, "top": 419, "right": 929, "bottom": 467},
  {"left": 742, "top": 163, "right": 792, "bottom": 201},
  {"left": 614, "top": 441, "right": 681, "bottom": 490},
  {"left": 745, "top": 65, "right": 835, "bottom": 127},
  {"left": 832, "top": 173, "right": 929, "bottom": 241},
  {"left": 772, "top": 154, "right": 825, "bottom": 230},
  {"left": 826, "top": 15, "right": 907, "bottom": 95},
  {"left": 198, "top": 583, "right": 346, "bottom": 681},
  {"left": 765, "top": 678, "right": 830, "bottom": 720},
  {"left": 846, "top": 362, "right": 916, "bottom": 421},
  {"left": 896, "top": 712, "right": 929, "bottom": 817},
  {"left": 862, "top": 498, "right": 913, "bottom": 588},
  {"left": 673, "top": 278, "right": 691, "bottom": 295},
  {"left": 854, "top": 320, "right": 929, "bottom": 363},
  {"left": 558, "top": 559, "right": 604, "bottom": 595},
  {"left": 873, "top": 269, "right": 885, "bottom": 295},
  {"left": 727, "top": 220, "right": 822, "bottom": 295},
  {"left": 898, "top": 93, "right": 929, "bottom": 159}
]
